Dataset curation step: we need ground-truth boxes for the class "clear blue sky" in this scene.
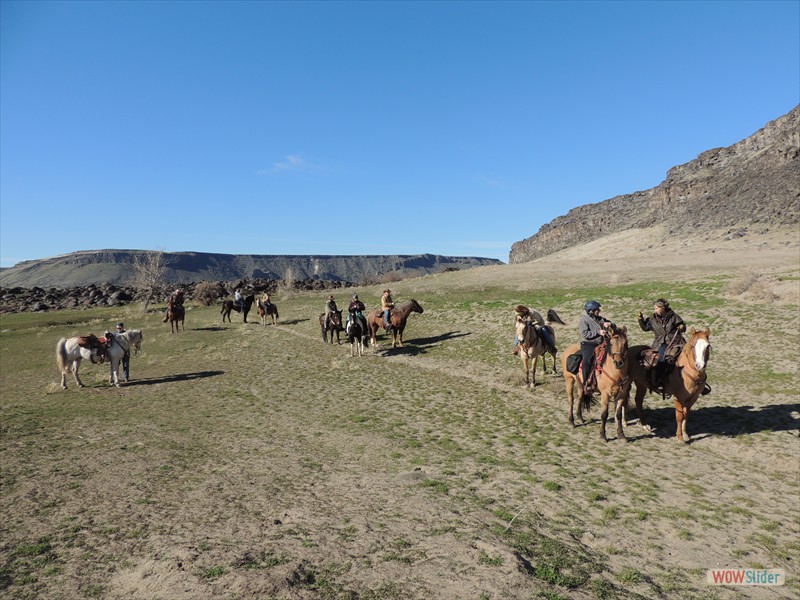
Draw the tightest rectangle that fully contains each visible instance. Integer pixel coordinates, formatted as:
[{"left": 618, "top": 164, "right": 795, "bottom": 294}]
[{"left": 1, "top": 0, "right": 798, "bottom": 267}]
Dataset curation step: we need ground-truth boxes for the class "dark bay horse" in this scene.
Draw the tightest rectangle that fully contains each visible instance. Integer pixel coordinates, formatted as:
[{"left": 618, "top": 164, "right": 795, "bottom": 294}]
[
  {"left": 366, "top": 299, "right": 424, "bottom": 348},
  {"left": 320, "top": 310, "right": 343, "bottom": 344},
  {"left": 166, "top": 298, "right": 185, "bottom": 333},
  {"left": 221, "top": 294, "right": 255, "bottom": 323},
  {"left": 257, "top": 300, "right": 279, "bottom": 325},
  {"left": 561, "top": 326, "right": 629, "bottom": 442},
  {"left": 622, "top": 327, "right": 712, "bottom": 442}
]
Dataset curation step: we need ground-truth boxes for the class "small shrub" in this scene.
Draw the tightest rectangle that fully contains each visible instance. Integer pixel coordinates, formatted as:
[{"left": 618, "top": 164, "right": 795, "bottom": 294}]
[{"left": 194, "top": 281, "right": 224, "bottom": 306}]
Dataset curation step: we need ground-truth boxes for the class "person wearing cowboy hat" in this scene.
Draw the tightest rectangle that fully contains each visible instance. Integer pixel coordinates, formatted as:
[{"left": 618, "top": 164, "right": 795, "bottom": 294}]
[
  {"left": 324, "top": 294, "right": 340, "bottom": 331},
  {"left": 381, "top": 289, "right": 394, "bottom": 330},
  {"left": 347, "top": 293, "right": 368, "bottom": 335}
]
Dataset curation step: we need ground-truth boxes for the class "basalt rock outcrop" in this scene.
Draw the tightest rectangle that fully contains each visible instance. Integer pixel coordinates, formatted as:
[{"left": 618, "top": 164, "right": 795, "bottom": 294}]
[
  {"left": 0, "top": 278, "right": 354, "bottom": 314},
  {"left": 510, "top": 105, "right": 800, "bottom": 263}
]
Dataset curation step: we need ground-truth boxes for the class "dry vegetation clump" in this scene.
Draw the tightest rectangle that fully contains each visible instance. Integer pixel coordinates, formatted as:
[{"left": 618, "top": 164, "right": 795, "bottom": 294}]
[
  {"left": 724, "top": 269, "right": 778, "bottom": 301},
  {"left": 193, "top": 281, "right": 225, "bottom": 306}
]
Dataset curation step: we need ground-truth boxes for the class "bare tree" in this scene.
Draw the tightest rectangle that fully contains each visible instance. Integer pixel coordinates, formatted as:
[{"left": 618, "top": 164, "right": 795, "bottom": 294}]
[{"left": 132, "top": 250, "right": 172, "bottom": 310}]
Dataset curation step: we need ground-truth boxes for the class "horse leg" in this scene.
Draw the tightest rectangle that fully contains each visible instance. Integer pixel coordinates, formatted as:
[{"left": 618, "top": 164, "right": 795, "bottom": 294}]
[
  {"left": 599, "top": 390, "right": 610, "bottom": 442},
  {"left": 674, "top": 399, "right": 687, "bottom": 442},
  {"left": 72, "top": 359, "right": 84, "bottom": 388},
  {"left": 531, "top": 354, "right": 539, "bottom": 388},
  {"left": 614, "top": 393, "right": 628, "bottom": 442},
  {"left": 565, "top": 376, "right": 576, "bottom": 426},
  {"left": 635, "top": 384, "right": 652, "bottom": 433}
]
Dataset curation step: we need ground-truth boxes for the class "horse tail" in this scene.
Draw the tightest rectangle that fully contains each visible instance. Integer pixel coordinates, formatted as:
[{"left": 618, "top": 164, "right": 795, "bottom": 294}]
[
  {"left": 580, "top": 390, "right": 597, "bottom": 413},
  {"left": 56, "top": 338, "right": 68, "bottom": 373},
  {"left": 547, "top": 309, "right": 566, "bottom": 326}
]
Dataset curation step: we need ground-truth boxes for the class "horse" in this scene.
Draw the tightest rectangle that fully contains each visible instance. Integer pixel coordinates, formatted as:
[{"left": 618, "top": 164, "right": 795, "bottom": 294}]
[
  {"left": 320, "top": 310, "right": 343, "bottom": 344},
  {"left": 622, "top": 327, "right": 711, "bottom": 443},
  {"left": 165, "top": 298, "right": 185, "bottom": 333},
  {"left": 257, "top": 299, "right": 279, "bottom": 325},
  {"left": 221, "top": 294, "right": 255, "bottom": 323},
  {"left": 515, "top": 318, "right": 558, "bottom": 388},
  {"left": 560, "top": 325, "right": 629, "bottom": 442},
  {"left": 105, "top": 329, "right": 143, "bottom": 387},
  {"left": 366, "top": 299, "right": 424, "bottom": 348},
  {"left": 56, "top": 335, "right": 105, "bottom": 389},
  {"left": 345, "top": 313, "right": 369, "bottom": 357}
]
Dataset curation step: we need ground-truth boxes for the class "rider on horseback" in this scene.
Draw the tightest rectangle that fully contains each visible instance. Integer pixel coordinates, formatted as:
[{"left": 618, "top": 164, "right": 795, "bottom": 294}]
[
  {"left": 637, "top": 298, "right": 688, "bottom": 392},
  {"left": 347, "top": 293, "right": 368, "bottom": 334},
  {"left": 512, "top": 304, "right": 557, "bottom": 356},
  {"left": 381, "top": 289, "right": 394, "bottom": 330},
  {"left": 261, "top": 291, "right": 271, "bottom": 309},
  {"left": 234, "top": 288, "right": 243, "bottom": 310},
  {"left": 324, "top": 295, "right": 340, "bottom": 331},
  {"left": 579, "top": 301, "right": 613, "bottom": 398},
  {"left": 163, "top": 289, "right": 184, "bottom": 322}
]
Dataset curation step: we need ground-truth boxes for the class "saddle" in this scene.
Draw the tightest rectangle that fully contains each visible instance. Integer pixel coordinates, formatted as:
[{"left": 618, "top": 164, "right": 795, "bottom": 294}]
[{"left": 76, "top": 334, "right": 108, "bottom": 363}]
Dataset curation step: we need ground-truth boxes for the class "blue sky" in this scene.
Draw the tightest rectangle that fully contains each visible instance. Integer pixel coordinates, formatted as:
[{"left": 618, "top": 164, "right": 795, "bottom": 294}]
[{"left": 1, "top": 0, "right": 798, "bottom": 267}]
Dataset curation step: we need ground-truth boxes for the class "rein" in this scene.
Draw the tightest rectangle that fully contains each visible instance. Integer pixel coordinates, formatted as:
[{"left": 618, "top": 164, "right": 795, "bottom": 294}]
[{"left": 679, "top": 340, "right": 708, "bottom": 386}]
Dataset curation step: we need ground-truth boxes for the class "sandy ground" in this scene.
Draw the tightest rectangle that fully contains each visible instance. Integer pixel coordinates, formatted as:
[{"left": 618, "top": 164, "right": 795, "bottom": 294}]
[{"left": 1, "top": 223, "right": 798, "bottom": 599}]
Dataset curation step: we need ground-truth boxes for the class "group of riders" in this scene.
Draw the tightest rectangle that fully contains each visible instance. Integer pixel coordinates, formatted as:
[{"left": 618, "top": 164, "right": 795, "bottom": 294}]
[
  {"left": 165, "top": 287, "right": 705, "bottom": 399},
  {"left": 517, "top": 297, "right": 711, "bottom": 402},
  {"left": 322, "top": 288, "right": 395, "bottom": 336}
]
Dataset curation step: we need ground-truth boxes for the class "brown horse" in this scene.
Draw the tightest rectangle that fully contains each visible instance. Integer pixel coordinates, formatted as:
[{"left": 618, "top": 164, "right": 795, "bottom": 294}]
[
  {"left": 515, "top": 317, "right": 558, "bottom": 389},
  {"left": 366, "top": 299, "right": 424, "bottom": 348},
  {"left": 622, "top": 327, "right": 711, "bottom": 443},
  {"left": 221, "top": 294, "right": 254, "bottom": 323},
  {"left": 166, "top": 298, "right": 185, "bottom": 333},
  {"left": 320, "top": 310, "right": 343, "bottom": 344},
  {"left": 257, "top": 300, "right": 279, "bottom": 325},
  {"left": 561, "top": 326, "right": 629, "bottom": 442}
]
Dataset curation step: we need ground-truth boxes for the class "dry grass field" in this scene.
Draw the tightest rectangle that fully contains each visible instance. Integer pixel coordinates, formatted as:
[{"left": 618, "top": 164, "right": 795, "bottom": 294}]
[{"left": 1, "top": 230, "right": 799, "bottom": 599}]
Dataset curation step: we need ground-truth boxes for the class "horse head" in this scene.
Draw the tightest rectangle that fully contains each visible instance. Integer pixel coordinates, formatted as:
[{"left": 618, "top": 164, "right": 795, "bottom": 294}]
[
  {"left": 130, "top": 330, "right": 143, "bottom": 354},
  {"left": 331, "top": 310, "right": 343, "bottom": 328},
  {"left": 409, "top": 299, "right": 424, "bottom": 314},
  {"left": 689, "top": 327, "right": 711, "bottom": 370},
  {"left": 606, "top": 325, "right": 628, "bottom": 369}
]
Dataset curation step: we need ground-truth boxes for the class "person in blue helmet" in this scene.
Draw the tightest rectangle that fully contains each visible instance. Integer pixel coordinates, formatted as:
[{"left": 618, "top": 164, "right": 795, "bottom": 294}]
[{"left": 578, "top": 300, "right": 612, "bottom": 396}]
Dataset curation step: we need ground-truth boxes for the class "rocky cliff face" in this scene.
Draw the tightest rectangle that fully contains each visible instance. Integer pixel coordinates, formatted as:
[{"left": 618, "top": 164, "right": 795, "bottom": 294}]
[
  {"left": 509, "top": 105, "right": 800, "bottom": 263},
  {"left": 0, "top": 251, "right": 501, "bottom": 288}
]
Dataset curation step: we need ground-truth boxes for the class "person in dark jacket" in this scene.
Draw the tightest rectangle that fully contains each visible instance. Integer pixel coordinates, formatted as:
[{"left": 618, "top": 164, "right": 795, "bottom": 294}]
[
  {"left": 347, "top": 293, "right": 368, "bottom": 333},
  {"left": 578, "top": 300, "right": 612, "bottom": 396},
  {"left": 637, "top": 298, "right": 686, "bottom": 390}
]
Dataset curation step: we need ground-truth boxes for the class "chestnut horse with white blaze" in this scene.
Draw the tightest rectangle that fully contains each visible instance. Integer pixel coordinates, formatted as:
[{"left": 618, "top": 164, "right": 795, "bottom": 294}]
[
  {"left": 561, "top": 325, "right": 629, "bottom": 442},
  {"left": 366, "top": 299, "right": 424, "bottom": 348},
  {"left": 622, "top": 327, "right": 711, "bottom": 443}
]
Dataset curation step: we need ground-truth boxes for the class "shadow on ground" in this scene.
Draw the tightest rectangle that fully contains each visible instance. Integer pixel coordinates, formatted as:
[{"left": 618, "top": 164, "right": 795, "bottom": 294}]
[
  {"left": 125, "top": 371, "right": 225, "bottom": 386},
  {"left": 381, "top": 331, "right": 471, "bottom": 356},
  {"left": 627, "top": 402, "right": 800, "bottom": 440}
]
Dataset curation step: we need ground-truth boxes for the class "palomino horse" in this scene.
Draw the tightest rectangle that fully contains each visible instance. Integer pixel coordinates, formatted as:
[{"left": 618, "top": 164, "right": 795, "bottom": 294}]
[
  {"left": 105, "top": 330, "right": 143, "bottom": 387},
  {"left": 320, "top": 310, "right": 343, "bottom": 344},
  {"left": 515, "top": 319, "right": 559, "bottom": 388},
  {"left": 366, "top": 299, "right": 424, "bottom": 348},
  {"left": 257, "top": 300, "right": 279, "bottom": 325},
  {"left": 221, "top": 294, "right": 255, "bottom": 323},
  {"left": 623, "top": 327, "right": 711, "bottom": 443},
  {"left": 345, "top": 313, "right": 369, "bottom": 357},
  {"left": 56, "top": 335, "right": 105, "bottom": 389},
  {"left": 166, "top": 298, "right": 185, "bottom": 333},
  {"left": 561, "top": 326, "right": 629, "bottom": 442}
]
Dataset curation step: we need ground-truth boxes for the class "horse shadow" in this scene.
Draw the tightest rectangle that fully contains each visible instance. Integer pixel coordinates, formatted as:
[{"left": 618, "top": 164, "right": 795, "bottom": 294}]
[
  {"left": 280, "top": 318, "right": 307, "bottom": 326},
  {"left": 627, "top": 402, "right": 800, "bottom": 440},
  {"left": 380, "top": 331, "right": 471, "bottom": 356},
  {"left": 124, "top": 371, "right": 225, "bottom": 386},
  {"left": 192, "top": 327, "right": 227, "bottom": 332}
]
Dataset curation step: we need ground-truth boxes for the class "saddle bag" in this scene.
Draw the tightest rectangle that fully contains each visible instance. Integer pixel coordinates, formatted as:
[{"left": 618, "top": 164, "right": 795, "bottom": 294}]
[{"left": 566, "top": 353, "right": 582, "bottom": 374}]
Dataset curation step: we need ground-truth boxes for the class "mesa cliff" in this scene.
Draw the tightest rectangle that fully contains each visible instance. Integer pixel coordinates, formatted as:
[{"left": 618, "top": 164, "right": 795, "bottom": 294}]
[{"left": 509, "top": 105, "right": 800, "bottom": 263}]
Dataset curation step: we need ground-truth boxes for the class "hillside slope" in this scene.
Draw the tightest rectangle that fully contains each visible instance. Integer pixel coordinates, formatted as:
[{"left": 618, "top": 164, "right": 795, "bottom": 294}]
[
  {"left": 510, "top": 105, "right": 800, "bottom": 263},
  {"left": 0, "top": 250, "right": 502, "bottom": 288}
]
